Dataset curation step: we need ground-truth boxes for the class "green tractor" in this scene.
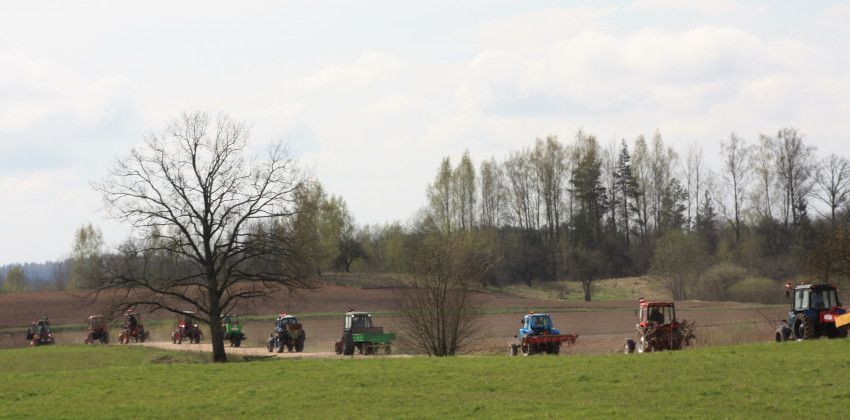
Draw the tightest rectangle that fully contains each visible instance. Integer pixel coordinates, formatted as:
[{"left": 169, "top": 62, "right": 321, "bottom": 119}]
[
  {"left": 222, "top": 315, "right": 246, "bottom": 347},
  {"left": 334, "top": 311, "right": 395, "bottom": 355}
]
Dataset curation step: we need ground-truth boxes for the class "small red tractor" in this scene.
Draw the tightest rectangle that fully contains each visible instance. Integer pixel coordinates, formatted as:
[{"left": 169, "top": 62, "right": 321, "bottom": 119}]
[
  {"left": 84, "top": 315, "right": 109, "bottom": 344},
  {"left": 26, "top": 316, "right": 55, "bottom": 346},
  {"left": 509, "top": 313, "right": 578, "bottom": 356},
  {"left": 171, "top": 311, "right": 203, "bottom": 344},
  {"left": 118, "top": 311, "right": 149, "bottom": 344},
  {"left": 624, "top": 299, "right": 695, "bottom": 353}
]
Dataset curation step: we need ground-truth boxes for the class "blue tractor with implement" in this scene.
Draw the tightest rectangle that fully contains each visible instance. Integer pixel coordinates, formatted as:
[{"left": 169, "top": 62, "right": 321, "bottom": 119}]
[
  {"left": 509, "top": 313, "right": 578, "bottom": 356},
  {"left": 775, "top": 283, "right": 850, "bottom": 341}
]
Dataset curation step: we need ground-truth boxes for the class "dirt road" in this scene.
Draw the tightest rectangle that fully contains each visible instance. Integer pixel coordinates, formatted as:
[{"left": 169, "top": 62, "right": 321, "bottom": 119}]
[{"left": 137, "top": 341, "right": 409, "bottom": 359}]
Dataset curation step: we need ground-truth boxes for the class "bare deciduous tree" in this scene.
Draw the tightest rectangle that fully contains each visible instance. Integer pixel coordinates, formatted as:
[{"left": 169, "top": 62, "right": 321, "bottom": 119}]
[
  {"left": 720, "top": 133, "right": 750, "bottom": 242},
  {"left": 94, "top": 111, "right": 310, "bottom": 362},
  {"left": 813, "top": 154, "right": 850, "bottom": 224},
  {"left": 396, "top": 225, "right": 492, "bottom": 356}
]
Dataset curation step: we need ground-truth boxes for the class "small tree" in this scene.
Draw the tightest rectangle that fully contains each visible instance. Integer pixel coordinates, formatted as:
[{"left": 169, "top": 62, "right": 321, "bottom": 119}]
[
  {"left": 94, "top": 111, "right": 311, "bottom": 363},
  {"left": 69, "top": 223, "right": 104, "bottom": 289},
  {"left": 396, "top": 222, "right": 492, "bottom": 356},
  {"left": 651, "top": 230, "right": 709, "bottom": 300},
  {"left": 1, "top": 265, "right": 29, "bottom": 293}
]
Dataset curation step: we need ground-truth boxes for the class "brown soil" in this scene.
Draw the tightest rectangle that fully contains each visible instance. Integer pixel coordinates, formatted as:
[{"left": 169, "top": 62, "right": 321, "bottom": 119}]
[{"left": 0, "top": 284, "right": 788, "bottom": 354}]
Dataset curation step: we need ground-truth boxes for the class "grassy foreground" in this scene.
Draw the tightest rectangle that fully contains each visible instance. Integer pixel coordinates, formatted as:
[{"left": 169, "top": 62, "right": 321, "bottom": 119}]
[{"left": 1, "top": 342, "right": 849, "bottom": 419}]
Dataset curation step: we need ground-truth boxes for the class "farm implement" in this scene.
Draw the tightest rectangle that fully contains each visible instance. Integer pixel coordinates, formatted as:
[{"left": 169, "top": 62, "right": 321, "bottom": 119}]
[
  {"left": 624, "top": 299, "right": 695, "bottom": 353},
  {"left": 335, "top": 311, "right": 395, "bottom": 355},
  {"left": 510, "top": 313, "right": 578, "bottom": 356},
  {"left": 776, "top": 283, "right": 848, "bottom": 341}
]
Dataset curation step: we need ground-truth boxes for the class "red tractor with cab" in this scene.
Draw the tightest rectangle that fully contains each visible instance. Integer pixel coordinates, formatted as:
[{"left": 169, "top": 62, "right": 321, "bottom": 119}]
[
  {"left": 84, "top": 315, "right": 109, "bottom": 344},
  {"left": 625, "top": 299, "right": 695, "bottom": 353}
]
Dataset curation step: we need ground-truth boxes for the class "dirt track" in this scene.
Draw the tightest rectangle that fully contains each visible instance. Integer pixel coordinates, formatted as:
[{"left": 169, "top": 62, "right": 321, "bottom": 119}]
[{"left": 136, "top": 341, "right": 410, "bottom": 359}]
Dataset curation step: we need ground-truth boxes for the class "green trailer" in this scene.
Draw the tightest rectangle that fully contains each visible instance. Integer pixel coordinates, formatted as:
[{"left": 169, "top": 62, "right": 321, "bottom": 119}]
[{"left": 335, "top": 311, "right": 395, "bottom": 355}]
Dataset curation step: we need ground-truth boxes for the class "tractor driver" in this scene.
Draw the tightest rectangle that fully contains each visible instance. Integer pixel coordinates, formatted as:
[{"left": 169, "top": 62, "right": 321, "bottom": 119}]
[{"left": 648, "top": 307, "right": 664, "bottom": 324}]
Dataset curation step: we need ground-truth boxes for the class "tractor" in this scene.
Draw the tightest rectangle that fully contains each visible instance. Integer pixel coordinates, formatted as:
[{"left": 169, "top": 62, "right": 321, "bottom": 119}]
[
  {"left": 267, "top": 313, "right": 305, "bottom": 353},
  {"left": 334, "top": 311, "right": 394, "bottom": 355},
  {"left": 26, "top": 316, "right": 55, "bottom": 346},
  {"left": 118, "top": 311, "right": 149, "bottom": 344},
  {"left": 84, "top": 315, "right": 109, "bottom": 344},
  {"left": 624, "top": 300, "right": 695, "bottom": 353},
  {"left": 775, "top": 283, "right": 849, "bottom": 341},
  {"left": 171, "top": 311, "right": 203, "bottom": 344},
  {"left": 509, "top": 313, "right": 578, "bottom": 356},
  {"left": 222, "top": 315, "right": 246, "bottom": 347}
]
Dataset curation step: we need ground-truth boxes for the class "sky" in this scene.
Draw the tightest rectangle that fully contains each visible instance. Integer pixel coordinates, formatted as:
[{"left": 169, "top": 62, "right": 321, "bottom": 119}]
[{"left": 2, "top": 0, "right": 850, "bottom": 263}]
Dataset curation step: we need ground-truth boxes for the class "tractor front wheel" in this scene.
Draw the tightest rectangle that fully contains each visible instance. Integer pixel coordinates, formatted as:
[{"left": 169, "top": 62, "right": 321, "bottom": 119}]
[
  {"left": 795, "top": 315, "right": 815, "bottom": 341},
  {"left": 637, "top": 336, "right": 650, "bottom": 353}
]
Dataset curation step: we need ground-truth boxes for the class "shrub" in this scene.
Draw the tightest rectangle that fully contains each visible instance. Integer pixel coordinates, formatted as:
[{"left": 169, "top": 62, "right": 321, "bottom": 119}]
[
  {"left": 694, "top": 263, "right": 747, "bottom": 301},
  {"left": 728, "top": 277, "right": 783, "bottom": 304}
]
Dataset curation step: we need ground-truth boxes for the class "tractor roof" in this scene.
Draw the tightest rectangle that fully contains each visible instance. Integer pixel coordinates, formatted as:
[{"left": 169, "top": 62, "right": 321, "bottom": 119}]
[
  {"left": 346, "top": 311, "right": 370, "bottom": 316},
  {"left": 794, "top": 283, "right": 836, "bottom": 290},
  {"left": 88, "top": 315, "right": 104, "bottom": 319},
  {"left": 523, "top": 313, "right": 550, "bottom": 318},
  {"left": 640, "top": 301, "right": 675, "bottom": 308}
]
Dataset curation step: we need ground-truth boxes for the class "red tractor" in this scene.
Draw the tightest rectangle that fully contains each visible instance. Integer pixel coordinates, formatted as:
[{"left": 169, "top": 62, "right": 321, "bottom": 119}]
[
  {"left": 171, "top": 311, "right": 203, "bottom": 344},
  {"left": 84, "top": 315, "right": 109, "bottom": 344},
  {"left": 624, "top": 299, "right": 695, "bottom": 353},
  {"left": 118, "top": 312, "right": 149, "bottom": 344}
]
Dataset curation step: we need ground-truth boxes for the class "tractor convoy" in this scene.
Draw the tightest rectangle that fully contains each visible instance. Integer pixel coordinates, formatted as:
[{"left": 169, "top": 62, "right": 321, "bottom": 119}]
[{"left": 21, "top": 282, "right": 850, "bottom": 355}]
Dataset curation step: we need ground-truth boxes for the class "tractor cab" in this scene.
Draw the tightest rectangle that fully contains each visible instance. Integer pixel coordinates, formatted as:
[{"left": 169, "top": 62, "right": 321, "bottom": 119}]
[
  {"left": 344, "top": 312, "right": 374, "bottom": 333},
  {"left": 275, "top": 313, "right": 299, "bottom": 331},
  {"left": 782, "top": 284, "right": 847, "bottom": 340},
  {"left": 222, "top": 315, "right": 242, "bottom": 334},
  {"left": 638, "top": 301, "right": 676, "bottom": 327},
  {"left": 87, "top": 315, "right": 107, "bottom": 331},
  {"left": 178, "top": 311, "right": 197, "bottom": 328},
  {"left": 520, "top": 313, "right": 560, "bottom": 336}
]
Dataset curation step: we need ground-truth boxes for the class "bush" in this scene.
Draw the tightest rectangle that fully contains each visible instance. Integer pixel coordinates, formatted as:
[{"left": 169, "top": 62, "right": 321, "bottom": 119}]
[
  {"left": 728, "top": 277, "right": 783, "bottom": 304},
  {"left": 694, "top": 263, "right": 747, "bottom": 301}
]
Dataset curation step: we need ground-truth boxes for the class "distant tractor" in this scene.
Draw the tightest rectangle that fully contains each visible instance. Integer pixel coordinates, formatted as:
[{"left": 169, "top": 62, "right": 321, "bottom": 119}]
[
  {"left": 267, "top": 313, "right": 305, "bottom": 353},
  {"left": 334, "top": 311, "right": 395, "bottom": 355},
  {"left": 171, "top": 311, "right": 203, "bottom": 344},
  {"left": 625, "top": 300, "right": 695, "bottom": 353},
  {"left": 26, "top": 316, "right": 55, "bottom": 346},
  {"left": 118, "top": 311, "right": 149, "bottom": 344},
  {"left": 84, "top": 315, "right": 109, "bottom": 344},
  {"left": 509, "top": 313, "right": 578, "bottom": 356},
  {"left": 775, "top": 284, "right": 849, "bottom": 341},
  {"left": 222, "top": 315, "right": 246, "bottom": 347}
]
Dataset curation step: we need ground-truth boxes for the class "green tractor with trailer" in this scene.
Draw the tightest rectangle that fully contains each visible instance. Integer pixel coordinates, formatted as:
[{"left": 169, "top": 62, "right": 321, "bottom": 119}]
[
  {"left": 222, "top": 315, "right": 246, "bottom": 347},
  {"left": 334, "top": 311, "right": 395, "bottom": 355}
]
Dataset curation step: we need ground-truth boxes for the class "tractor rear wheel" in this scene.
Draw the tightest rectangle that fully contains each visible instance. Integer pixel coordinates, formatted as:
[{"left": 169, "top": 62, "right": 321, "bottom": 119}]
[
  {"left": 552, "top": 343, "right": 560, "bottom": 355},
  {"left": 295, "top": 333, "right": 305, "bottom": 352},
  {"left": 795, "top": 315, "right": 815, "bottom": 341},
  {"left": 342, "top": 332, "right": 355, "bottom": 356}
]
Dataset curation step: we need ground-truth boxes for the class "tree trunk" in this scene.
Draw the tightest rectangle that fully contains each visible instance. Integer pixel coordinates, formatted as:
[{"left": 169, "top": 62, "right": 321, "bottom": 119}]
[{"left": 208, "top": 293, "right": 227, "bottom": 363}]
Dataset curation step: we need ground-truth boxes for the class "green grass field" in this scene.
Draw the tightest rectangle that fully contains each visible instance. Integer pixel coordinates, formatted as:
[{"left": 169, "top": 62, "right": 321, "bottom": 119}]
[{"left": 1, "top": 341, "right": 848, "bottom": 419}]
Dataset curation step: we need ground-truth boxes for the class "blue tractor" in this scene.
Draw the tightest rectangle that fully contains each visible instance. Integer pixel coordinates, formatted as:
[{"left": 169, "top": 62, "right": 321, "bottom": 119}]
[
  {"left": 509, "top": 313, "right": 577, "bottom": 356},
  {"left": 776, "top": 284, "right": 848, "bottom": 341}
]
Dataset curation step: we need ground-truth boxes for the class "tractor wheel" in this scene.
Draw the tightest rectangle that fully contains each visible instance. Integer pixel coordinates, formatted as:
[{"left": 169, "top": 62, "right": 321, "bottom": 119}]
[
  {"left": 509, "top": 344, "right": 518, "bottom": 356},
  {"left": 295, "top": 333, "right": 305, "bottom": 352},
  {"left": 521, "top": 344, "right": 529, "bottom": 356},
  {"left": 624, "top": 338, "right": 636, "bottom": 354},
  {"left": 101, "top": 332, "right": 109, "bottom": 344},
  {"left": 85, "top": 334, "right": 92, "bottom": 345},
  {"left": 139, "top": 330, "right": 147, "bottom": 343},
  {"left": 552, "top": 343, "right": 561, "bottom": 355},
  {"left": 233, "top": 337, "right": 242, "bottom": 348},
  {"left": 342, "top": 332, "right": 355, "bottom": 356},
  {"left": 795, "top": 315, "right": 815, "bottom": 341},
  {"left": 385, "top": 344, "right": 392, "bottom": 355},
  {"left": 268, "top": 338, "right": 275, "bottom": 353},
  {"left": 637, "top": 336, "right": 650, "bottom": 353}
]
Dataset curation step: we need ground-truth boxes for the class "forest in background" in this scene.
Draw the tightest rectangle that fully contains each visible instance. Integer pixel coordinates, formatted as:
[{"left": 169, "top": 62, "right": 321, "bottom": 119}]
[{"left": 4, "top": 127, "right": 850, "bottom": 304}]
